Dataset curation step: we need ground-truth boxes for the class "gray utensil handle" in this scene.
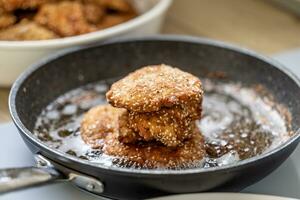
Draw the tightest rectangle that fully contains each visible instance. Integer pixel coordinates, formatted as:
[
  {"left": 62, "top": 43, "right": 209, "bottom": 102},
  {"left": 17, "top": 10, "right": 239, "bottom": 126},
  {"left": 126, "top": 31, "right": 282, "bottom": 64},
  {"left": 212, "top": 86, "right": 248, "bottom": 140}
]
[{"left": 0, "top": 167, "right": 64, "bottom": 194}]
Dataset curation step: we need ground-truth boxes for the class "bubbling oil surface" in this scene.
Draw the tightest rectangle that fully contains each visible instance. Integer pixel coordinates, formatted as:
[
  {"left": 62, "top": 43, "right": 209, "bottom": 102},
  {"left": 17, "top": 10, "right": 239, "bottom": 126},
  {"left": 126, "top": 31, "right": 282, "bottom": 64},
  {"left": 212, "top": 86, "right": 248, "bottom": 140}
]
[{"left": 34, "top": 79, "right": 290, "bottom": 169}]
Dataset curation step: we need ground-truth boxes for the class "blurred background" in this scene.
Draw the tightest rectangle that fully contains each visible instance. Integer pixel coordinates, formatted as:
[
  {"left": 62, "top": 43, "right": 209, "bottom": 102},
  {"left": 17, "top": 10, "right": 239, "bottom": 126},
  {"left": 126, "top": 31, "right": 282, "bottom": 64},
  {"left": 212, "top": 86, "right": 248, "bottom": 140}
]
[
  {"left": 1, "top": 0, "right": 300, "bottom": 122},
  {"left": 162, "top": 0, "right": 300, "bottom": 54}
]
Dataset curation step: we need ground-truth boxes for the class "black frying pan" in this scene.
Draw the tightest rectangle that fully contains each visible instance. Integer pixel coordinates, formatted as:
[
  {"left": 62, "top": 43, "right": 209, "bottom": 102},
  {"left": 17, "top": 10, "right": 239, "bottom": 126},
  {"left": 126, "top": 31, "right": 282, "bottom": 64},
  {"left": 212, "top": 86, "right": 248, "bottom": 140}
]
[{"left": 2, "top": 35, "right": 300, "bottom": 199}]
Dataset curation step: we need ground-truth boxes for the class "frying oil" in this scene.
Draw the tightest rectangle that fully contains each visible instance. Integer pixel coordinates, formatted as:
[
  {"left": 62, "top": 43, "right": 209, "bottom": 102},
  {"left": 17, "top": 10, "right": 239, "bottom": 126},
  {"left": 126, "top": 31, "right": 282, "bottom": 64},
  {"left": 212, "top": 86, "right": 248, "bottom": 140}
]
[{"left": 34, "top": 79, "right": 290, "bottom": 169}]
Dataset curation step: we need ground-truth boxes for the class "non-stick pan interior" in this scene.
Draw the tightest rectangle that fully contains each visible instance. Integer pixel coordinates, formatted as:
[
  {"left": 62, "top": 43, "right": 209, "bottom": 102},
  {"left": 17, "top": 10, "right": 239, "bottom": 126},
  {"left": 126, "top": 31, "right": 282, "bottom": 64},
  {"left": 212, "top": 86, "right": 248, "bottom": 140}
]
[{"left": 13, "top": 37, "right": 300, "bottom": 136}]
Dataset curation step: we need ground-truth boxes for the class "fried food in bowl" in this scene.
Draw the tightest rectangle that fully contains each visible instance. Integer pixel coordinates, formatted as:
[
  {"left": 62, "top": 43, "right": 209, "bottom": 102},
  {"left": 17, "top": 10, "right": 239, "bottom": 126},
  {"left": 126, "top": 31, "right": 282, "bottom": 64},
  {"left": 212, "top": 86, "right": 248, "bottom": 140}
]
[
  {"left": 0, "top": 0, "right": 137, "bottom": 40},
  {"left": 0, "top": 0, "right": 172, "bottom": 86}
]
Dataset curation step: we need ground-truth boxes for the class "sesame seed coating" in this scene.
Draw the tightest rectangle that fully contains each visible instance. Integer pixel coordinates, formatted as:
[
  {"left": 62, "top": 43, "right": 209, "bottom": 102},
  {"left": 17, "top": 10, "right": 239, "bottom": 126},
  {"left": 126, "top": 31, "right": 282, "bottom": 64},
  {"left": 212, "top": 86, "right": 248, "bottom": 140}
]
[
  {"left": 80, "top": 104, "right": 206, "bottom": 168},
  {"left": 118, "top": 110, "right": 142, "bottom": 143},
  {"left": 106, "top": 64, "right": 203, "bottom": 112},
  {"left": 81, "top": 65, "right": 206, "bottom": 168},
  {"left": 118, "top": 101, "right": 202, "bottom": 147},
  {"left": 80, "top": 104, "right": 125, "bottom": 148},
  {"left": 104, "top": 125, "right": 206, "bottom": 169}
]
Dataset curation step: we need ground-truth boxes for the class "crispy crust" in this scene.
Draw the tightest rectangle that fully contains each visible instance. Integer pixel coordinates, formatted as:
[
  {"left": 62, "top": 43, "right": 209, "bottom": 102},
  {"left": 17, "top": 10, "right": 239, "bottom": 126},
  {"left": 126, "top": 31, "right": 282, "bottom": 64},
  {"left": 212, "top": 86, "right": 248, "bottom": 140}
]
[
  {"left": 118, "top": 109, "right": 141, "bottom": 143},
  {"left": 97, "top": 13, "right": 135, "bottom": 29},
  {"left": 106, "top": 64, "right": 203, "bottom": 112},
  {"left": 83, "top": 2, "right": 105, "bottom": 24},
  {"left": 34, "top": 1, "right": 96, "bottom": 37},
  {"left": 0, "top": 12, "right": 16, "bottom": 29},
  {"left": 128, "top": 112, "right": 195, "bottom": 147},
  {"left": 0, "top": 0, "right": 52, "bottom": 11},
  {"left": 80, "top": 104, "right": 205, "bottom": 169},
  {"left": 84, "top": 0, "right": 135, "bottom": 12},
  {"left": 0, "top": 0, "right": 137, "bottom": 40},
  {"left": 101, "top": 0, "right": 134, "bottom": 12},
  {"left": 80, "top": 104, "right": 125, "bottom": 148},
  {"left": 0, "top": 20, "right": 57, "bottom": 40},
  {"left": 104, "top": 126, "right": 206, "bottom": 169},
  {"left": 118, "top": 101, "right": 202, "bottom": 147},
  {"left": 81, "top": 104, "right": 142, "bottom": 146}
]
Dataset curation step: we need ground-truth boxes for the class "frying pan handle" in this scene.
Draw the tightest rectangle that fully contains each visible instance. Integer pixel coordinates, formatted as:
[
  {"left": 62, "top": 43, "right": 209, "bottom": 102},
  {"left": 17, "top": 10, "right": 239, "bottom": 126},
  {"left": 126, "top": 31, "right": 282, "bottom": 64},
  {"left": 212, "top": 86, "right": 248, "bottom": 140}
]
[
  {"left": 0, "top": 167, "right": 65, "bottom": 194},
  {"left": 0, "top": 155, "right": 104, "bottom": 195}
]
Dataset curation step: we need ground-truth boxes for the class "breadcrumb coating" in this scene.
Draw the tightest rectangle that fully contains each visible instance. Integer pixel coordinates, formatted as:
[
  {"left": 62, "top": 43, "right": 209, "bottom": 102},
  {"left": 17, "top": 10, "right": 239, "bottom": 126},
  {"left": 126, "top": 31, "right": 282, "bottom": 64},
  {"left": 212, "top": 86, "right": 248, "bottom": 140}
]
[
  {"left": 80, "top": 104, "right": 206, "bottom": 168},
  {"left": 119, "top": 102, "right": 202, "bottom": 147},
  {"left": 80, "top": 104, "right": 125, "bottom": 148},
  {"left": 0, "top": 12, "right": 16, "bottom": 29},
  {"left": 98, "top": 13, "right": 135, "bottom": 29},
  {"left": 104, "top": 125, "right": 205, "bottom": 169},
  {"left": 84, "top": 0, "right": 135, "bottom": 12},
  {"left": 34, "top": 1, "right": 97, "bottom": 37},
  {"left": 0, "top": 0, "right": 137, "bottom": 40},
  {"left": 0, "top": 20, "right": 57, "bottom": 40},
  {"left": 106, "top": 64, "right": 203, "bottom": 113},
  {"left": 0, "top": 0, "right": 52, "bottom": 11}
]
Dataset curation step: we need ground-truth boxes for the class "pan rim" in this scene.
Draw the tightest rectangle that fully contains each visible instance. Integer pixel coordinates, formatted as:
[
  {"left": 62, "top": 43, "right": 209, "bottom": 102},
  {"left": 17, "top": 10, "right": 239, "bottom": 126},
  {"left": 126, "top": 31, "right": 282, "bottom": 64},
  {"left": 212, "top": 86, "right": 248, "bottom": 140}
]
[{"left": 9, "top": 34, "right": 300, "bottom": 175}]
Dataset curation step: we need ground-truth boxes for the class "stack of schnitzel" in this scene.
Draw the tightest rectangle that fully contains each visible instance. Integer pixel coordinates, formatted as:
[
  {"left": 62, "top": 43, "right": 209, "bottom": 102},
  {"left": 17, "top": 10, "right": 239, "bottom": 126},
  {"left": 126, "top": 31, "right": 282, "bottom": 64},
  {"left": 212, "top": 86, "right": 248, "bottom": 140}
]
[{"left": 81, "top": 64, "right": 206, "bottom": 169}]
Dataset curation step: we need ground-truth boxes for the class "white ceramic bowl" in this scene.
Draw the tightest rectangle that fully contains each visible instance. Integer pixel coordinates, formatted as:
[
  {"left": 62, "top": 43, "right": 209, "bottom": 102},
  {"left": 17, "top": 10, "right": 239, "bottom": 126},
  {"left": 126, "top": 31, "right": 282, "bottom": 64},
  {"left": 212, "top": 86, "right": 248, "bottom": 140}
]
[{"left": 0, "top": 0, "right": 172, "bottom": 86}]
